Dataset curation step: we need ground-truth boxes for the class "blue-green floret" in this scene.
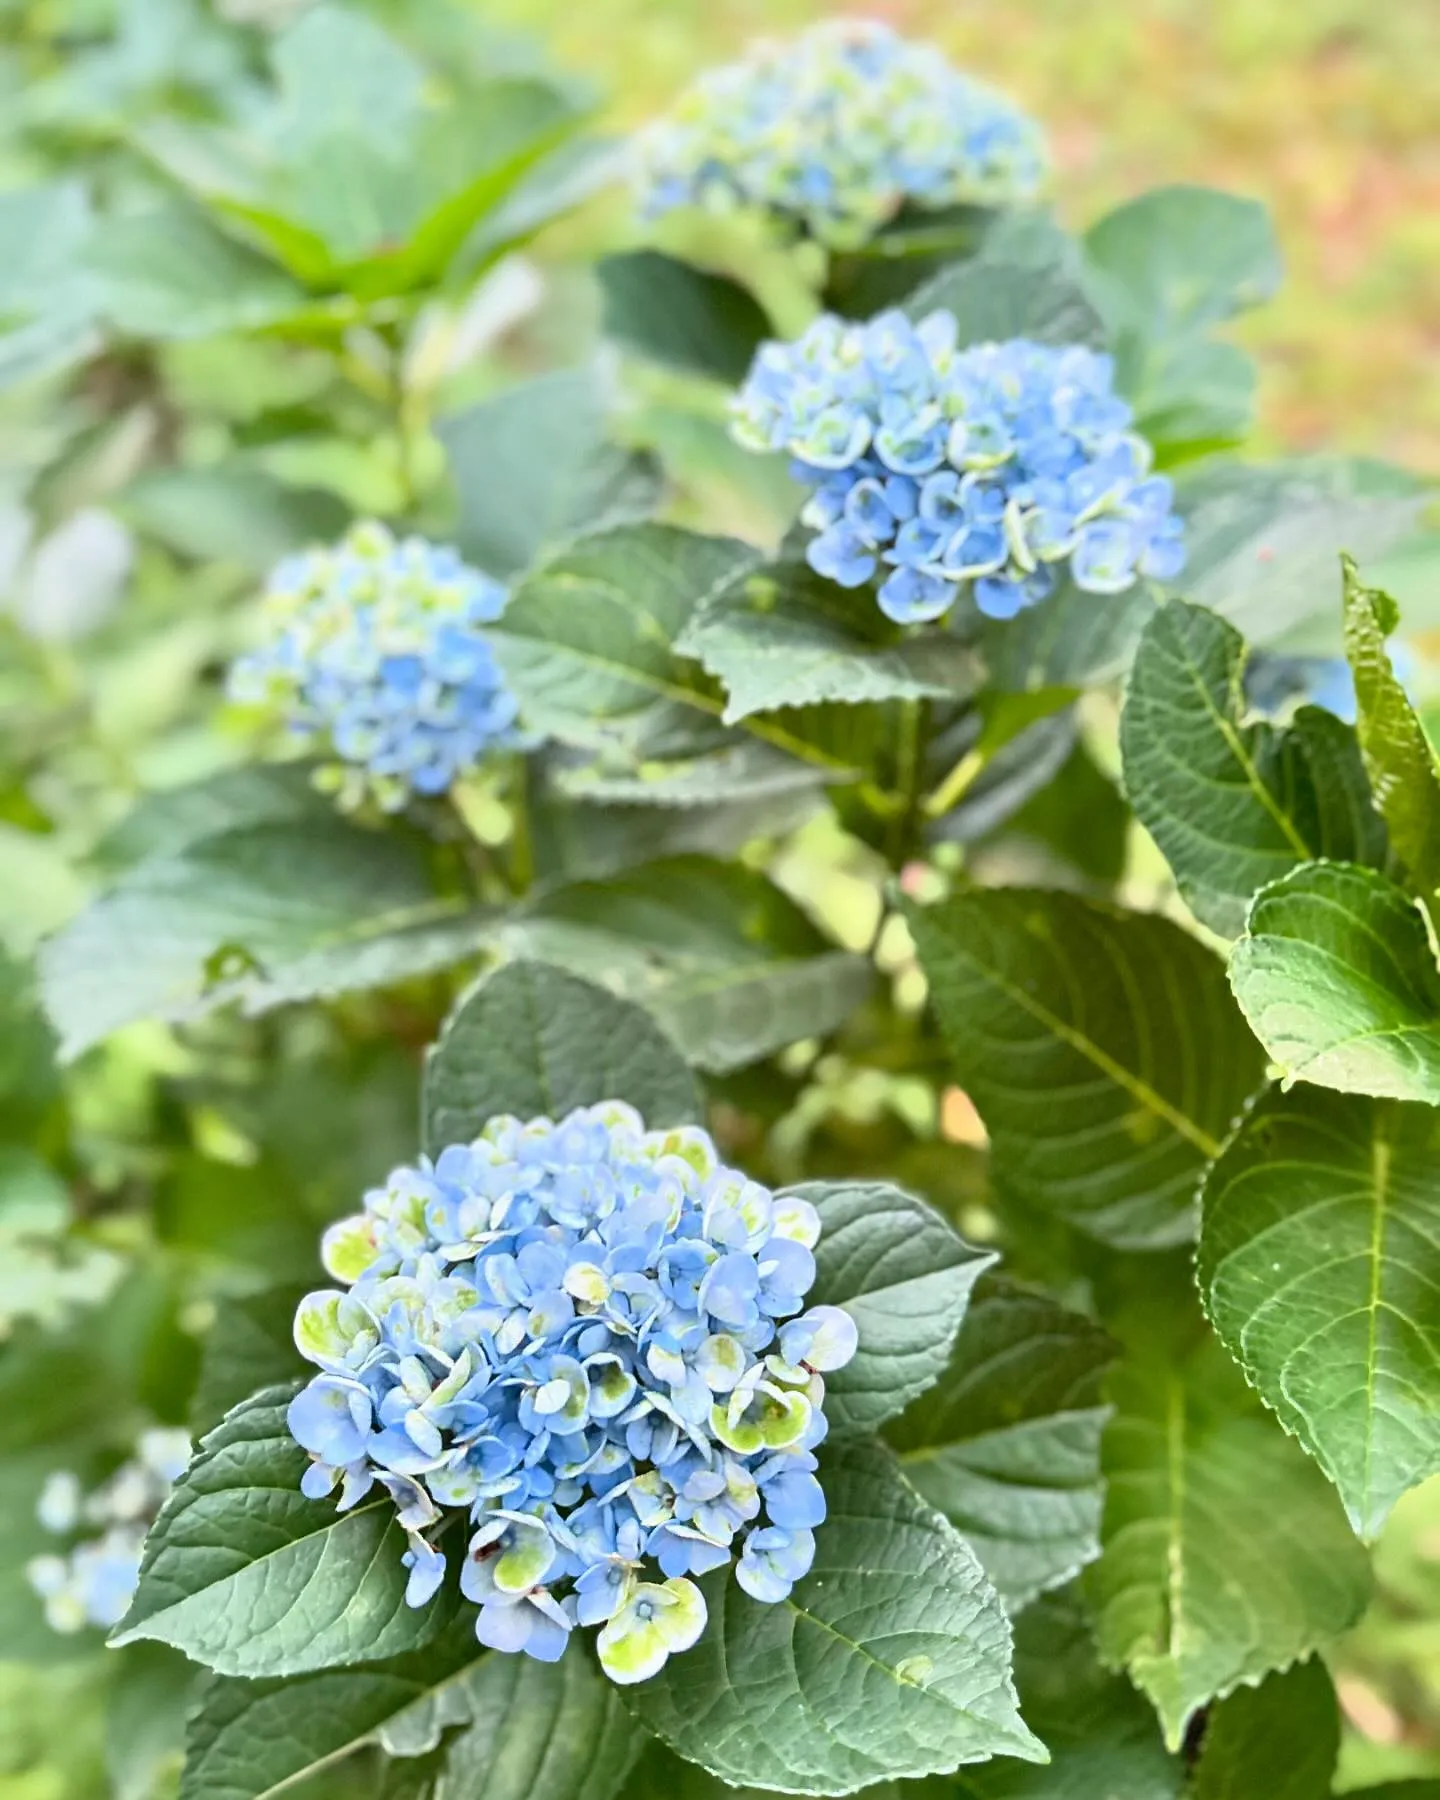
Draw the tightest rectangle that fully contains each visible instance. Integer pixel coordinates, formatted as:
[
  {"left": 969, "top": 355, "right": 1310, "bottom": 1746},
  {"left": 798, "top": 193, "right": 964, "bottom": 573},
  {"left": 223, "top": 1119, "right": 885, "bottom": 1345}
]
[
  {"left": 634, "top": 19, "right": 1045, "bottom": 248},
  {"left": 228, "top": 521, "right": 528, "bottom": 812},
  {"left": 732, "top": 309, "right": 1186, "bottom": 625},
  {"left": 288, "top": 1103, "right": 857, "bottom": 1684},
  {"left": 26, "top": 1429, "right": 191, "bottom": 1633}
]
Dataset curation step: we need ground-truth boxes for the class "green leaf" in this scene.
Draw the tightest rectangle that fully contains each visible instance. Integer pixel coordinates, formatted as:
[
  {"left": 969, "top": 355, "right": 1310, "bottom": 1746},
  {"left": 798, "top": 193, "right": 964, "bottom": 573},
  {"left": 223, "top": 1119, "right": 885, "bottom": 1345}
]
[
  {"left": 440, "top": 368, "right": 661, "bottom": 581},
  {"left": 487, "top": 522, "right": 753, "bottom": 748},
  {"left": 503, "top": 856, "right": 872, "bottom": 1073},
  {"left": 189, "top": 1285, "right": 311, "bottom": 1439},
  {"left": 1228, "top": 862, "right": 1440, "bottom": 1102},
  {"left": 956, "top": 1590, "right": 1183, "bottom": 1799},
  {"left": 1176, "top": 459, "right": 1429, "bottom": 644},
  {"left": 977, "top": 573, "right": 1159, "bottom": 693},
  {"left": 625, "top": 1437, "right": 1046, "bottom": 1794},
  {"left": 120, "top": 466, "right": 349, "bottom": 572},
  {"left": 1199, "top": 1084, "right": 1440, "bottom": 1537},
  {"left": 888, "top": 1279, "right": 1118, "bottom": 1612},
  {"left": 677, "top": 560, "right": 981, "bottom": 722},
  {"left": 39, "top": 818, "right": 489, "bottom": 1061},
  {"left": 96, "top": 767, "right": 328, "bottom": 873},
  {"left": 423, "top": 959, "right": 700, "bottom": 1151},
  {"left": 1120, "top": 599, "right": 1386, "bottom": 936},
  {"left": 113, "top": 1387, "right": 456, "bottom": 1677},
  {"left": 906, "top": 888, "right": 1265, "bottom": 1248},
  {"left": 1342, "top": 556, "right": 1440, "bottom": 903},
  {"left": 793, "top": 1179, "right": 996, "bottom": 1437},
  {"left": 906, "top": 247, "right": 1105, "bottom": 350},
  {"left": 598, "top": 250, "right": 772, "bottom": 385},
  {"left": 434, "top": 1652, "right": 642, "bottom": 1800},
  {"left": 1188, "top": 1657, "right": 1339, "bottom": 1800},
  {"left": 89, "top": 199, "right": 310, "bottom": 339},
  {"left": 1084, "top": 186, "right": 1281, "bottom": 447},
  {"left": 108, "top": 1644, "right": 198, "bottom": 1800},
  {"left": 1086, "top": 1340, "right": 1371, "bottom": 1750}
]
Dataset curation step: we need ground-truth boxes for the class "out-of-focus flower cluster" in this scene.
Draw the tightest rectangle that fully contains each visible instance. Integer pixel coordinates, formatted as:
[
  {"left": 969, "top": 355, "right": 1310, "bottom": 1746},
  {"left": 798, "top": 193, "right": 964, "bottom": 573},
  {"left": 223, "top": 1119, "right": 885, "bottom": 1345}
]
[
  {"left": 228, "top": 521, "right": 527, "bottom": 812},
  {"left": 26, "top": 1429, "right": 191, "bottom": 1634},
  {"left": 732, "top": 310, "right": 1187, "bottom": 625},
  {"left": 287, "top": 1103, "right": 856, "bottom": 1685},
  {"left": 1245, "top": 644, "right": 1420, "bottom": 725},
  {"left": 634, "top": 20, "right": 1045, "bottom": 249}
]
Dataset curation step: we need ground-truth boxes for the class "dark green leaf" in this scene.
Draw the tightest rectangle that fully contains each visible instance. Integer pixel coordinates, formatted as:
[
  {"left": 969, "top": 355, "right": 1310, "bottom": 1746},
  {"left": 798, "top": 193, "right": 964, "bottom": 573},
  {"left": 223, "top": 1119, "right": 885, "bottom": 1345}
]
[
  {"left": 888, "top": 1279, "right": 1118, "bottom": 1611},
  {"left": 625, "top": 1438, "right": 1045, "bottom": 1794},
  {"left": 39, "top": 819, "right": 488, "bottom": 1060},
  {"left": 1199, "top": 1085, "right": 1440, "bottom": 1537},
  {"left": 96, "top": 768, "right": 327, "bottom": 873},
  {"left": 1229, "top": 862, "right": 1440, "bottom": 1102},
  {"left": 108, "top": 1644, "right": 198, "bottom": 1800},
  {"left": 190, "top": 1286, "right": 312, "bottom": 1439},
  {"left": 795, "top": 1179, "right": 996, "bottom": 1437},
  {"left": 423, "top": 959, "right": 700, "bottom": 1151},
  {"left": 120, "top": 467, "right": 349, "bottom": 573},
  {"left": 677, "top": 560, "right": 981, "bottom": 721},
  {"left": 598, "top": 250, "right": 772, "bottom": 385},
  {"left": 1188, "top": 1658, "right": 1339, "bottom": 1800},
  {"left": 440, "top": 369, "right": 661, "bottom": 582},
  {"left": 906, "top": 245, "right": 1105, "bottom": 351},
  {"left": 113, "top": 1388, "right": 456, "bottom": 1677},
  {"left": 906, "top": 888, "right": 1264, "bottom": 1247},
  {"left": 1086, "top": 1340, "right": 1370, "bottom": 1750},
  {"left": 1120, "top": 599, "right": 1386, "bottom": 935},
  {"left": 1342, "top": 556, "right": 1440, "bottom": 903},
  {"left": 978, "top": 573, "right": 1159, "bottom": 693}
]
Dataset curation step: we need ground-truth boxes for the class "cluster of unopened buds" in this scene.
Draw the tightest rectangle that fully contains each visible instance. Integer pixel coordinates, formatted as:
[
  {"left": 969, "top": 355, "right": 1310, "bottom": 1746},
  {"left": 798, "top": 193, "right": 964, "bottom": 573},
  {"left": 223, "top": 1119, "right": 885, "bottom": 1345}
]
[
  {"left": 288, "top": 1103, "right": 857, "bottom": 1684},
  {"left": 732, "top": 309, "right": 1187, "bottom": 624},
  {"left": 27, "top": 1428, "right": 191, "bottom": 1633},
  {"left": 634, "top": 19, "right": 1046, "bottom": 248},
  {"left": 228, "top": 521, "right": 527, "bottom": 812}
]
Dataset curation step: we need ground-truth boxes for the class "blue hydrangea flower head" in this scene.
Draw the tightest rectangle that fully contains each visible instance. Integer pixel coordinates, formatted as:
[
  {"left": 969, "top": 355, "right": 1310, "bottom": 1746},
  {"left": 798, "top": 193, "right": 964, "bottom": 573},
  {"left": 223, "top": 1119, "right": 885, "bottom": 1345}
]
[
  {"left": 228, "top": 521, "right": 529, "bottom": 812},
  {"left": 288, "top": 1103, "right": 857, "bottom": 1685},
  {"left": 732, "top": 310, "right": 1186, "bottom": 624},
  {"left": 26, "top": 1427, "right": 190, "bottom": 1634},
  {"left": 634, "top": 20, "right": 1046, "bottom": 248}
]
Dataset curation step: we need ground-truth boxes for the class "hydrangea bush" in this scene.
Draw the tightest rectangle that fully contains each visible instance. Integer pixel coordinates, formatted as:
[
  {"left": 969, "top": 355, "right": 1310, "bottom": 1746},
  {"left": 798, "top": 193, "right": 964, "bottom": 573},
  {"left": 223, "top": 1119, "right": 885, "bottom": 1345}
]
[
  {"left": 8, "top": 11, "right": 1440, "bottom": 1800},
  {"left": 634, "top": 19, "right": 1046, "bottom": 247}
]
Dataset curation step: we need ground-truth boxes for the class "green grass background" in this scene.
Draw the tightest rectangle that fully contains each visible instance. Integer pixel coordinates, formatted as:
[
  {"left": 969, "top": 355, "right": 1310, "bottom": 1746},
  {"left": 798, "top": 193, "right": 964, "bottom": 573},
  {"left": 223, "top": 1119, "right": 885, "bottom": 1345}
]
[{"left": 490, "top": 0, "right": 1440, "bottom": 477}]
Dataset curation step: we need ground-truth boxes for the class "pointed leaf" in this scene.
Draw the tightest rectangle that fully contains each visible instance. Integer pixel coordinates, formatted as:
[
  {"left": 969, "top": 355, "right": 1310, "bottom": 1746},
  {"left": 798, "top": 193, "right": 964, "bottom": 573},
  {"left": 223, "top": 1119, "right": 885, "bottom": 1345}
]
[
  {"left": 1189, "top": 1658, "right": 1339, "bottom": 1800},
  {"left": 625, "top": 1437, "right": 1046, "bottom": 1795},
  {"left": 1121, "top": 599, "right": 1386, "bottom": 935},
  {"left": 423, "top": 959, "right": 700, "bottom": 1151},
  {"left": 889, "top": 1279, "right": 1118, "bottom": 1611},
  {"left": 1229, "top": 862, "right": 1440, "bottom": 1102},
  {"left": 906, "top": 888, "right": 1265, "bottom": 1248},
  {"left": 113, "top": 1388, "right": 457, "bottom": 1676},
  {"left": 795, "top": 1179, "right": 996, "bottom": 1437},
  {"left": 1342, "top": 556, "right": 1440, "bottom": 903},
  {"left": 1086, "top": 1341, "right": 1370, "bottom": 1749},
  {"left": 678, "top": 560, "right": 981, "bottom": 722},
  {"left": 1199, "top": 1085, "right": 1440, "bottom": 1537}
]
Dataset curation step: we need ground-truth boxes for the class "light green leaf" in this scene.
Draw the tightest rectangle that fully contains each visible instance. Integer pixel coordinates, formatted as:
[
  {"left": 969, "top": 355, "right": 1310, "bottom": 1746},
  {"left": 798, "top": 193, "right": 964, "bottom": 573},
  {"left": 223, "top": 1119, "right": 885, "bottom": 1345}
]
[
  {"left": 503, "top": 856, "right": 871, "bottom": 1072},
  {"left": 1228, "top": 862, "right": 1440, "bottom": 1102},
  {"left": 906, "top": 248, "right": 1105, "bottom": 350},
  {"left": 269, "top": 4, "right": 424, "bottom": 157},
  {"left": 625, "top": 1437, "right": 1046, "bottom": 1795},
  {"left": 440, "top": 369, "right": 662, "bottom": 582},
  {"left": 598, "top": 250, "right": 772, "bottom": 385},
  {"left": 1188, "top": 1657, "right": 1339, "bottom": 1800},
  {"left": 423, "top": 959, "right": 700, "bottom": 1151},
  {"left": 906, "top": 888, "right": 1265, "bottom": 1248},
  {"left": 1176, "top": 459, "right": 1428, "bottom": 644},
  {"left": 888, "top": 1279, "right": 1118, "bottom": 1612},
  {"left": 487, "top": 522, "right": 752, "bottom": 746},
  {"left": 1342, "top": 556, "right": 1440, "bottom": 904},
  {"left": 955, "top": 1590, "right": 1183, "bottom": 1800},
  {"left": 549, "top": 739, "right": 826, "bottom": 809},
  {"left": 1120, "top": 598, "right": 1386, "bottom": 936},
  {"left": 120, "top": 466, "right": 348, "bottom": 572},
  {"left": 1086, "top": 1340, "right": 1371, "bottom": 1749},
  {"left": 1199, "top": 1085, "right": 1440, "bottom": 1537},
  {"left": 108, "top": 1644, "right": 198, "bottom": 1800},
  {"left": 88, "top": 199, "right": 310, "bottom": 339},
  {"left": 677, "top": 560, "right": 981, "bottom": 722},
  {"left": 113, "top": 1388, "right": 455, "bottom": 1677},
  {"left": 40, "top": 818, "right": 490, "bottom": 1061},
  {"left": 794, "top": 1179, "right": 996, "bottom": 1437},
  {"left": 1084, "top": 186, "right": 1280, "bottom": 447}
]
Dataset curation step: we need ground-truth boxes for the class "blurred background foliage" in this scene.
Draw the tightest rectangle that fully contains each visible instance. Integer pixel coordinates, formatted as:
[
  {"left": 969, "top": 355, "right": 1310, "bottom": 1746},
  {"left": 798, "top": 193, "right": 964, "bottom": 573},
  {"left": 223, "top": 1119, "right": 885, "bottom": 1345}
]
[{"left": 0, "top": 1, "right": 1437, "bottom": 1796}]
